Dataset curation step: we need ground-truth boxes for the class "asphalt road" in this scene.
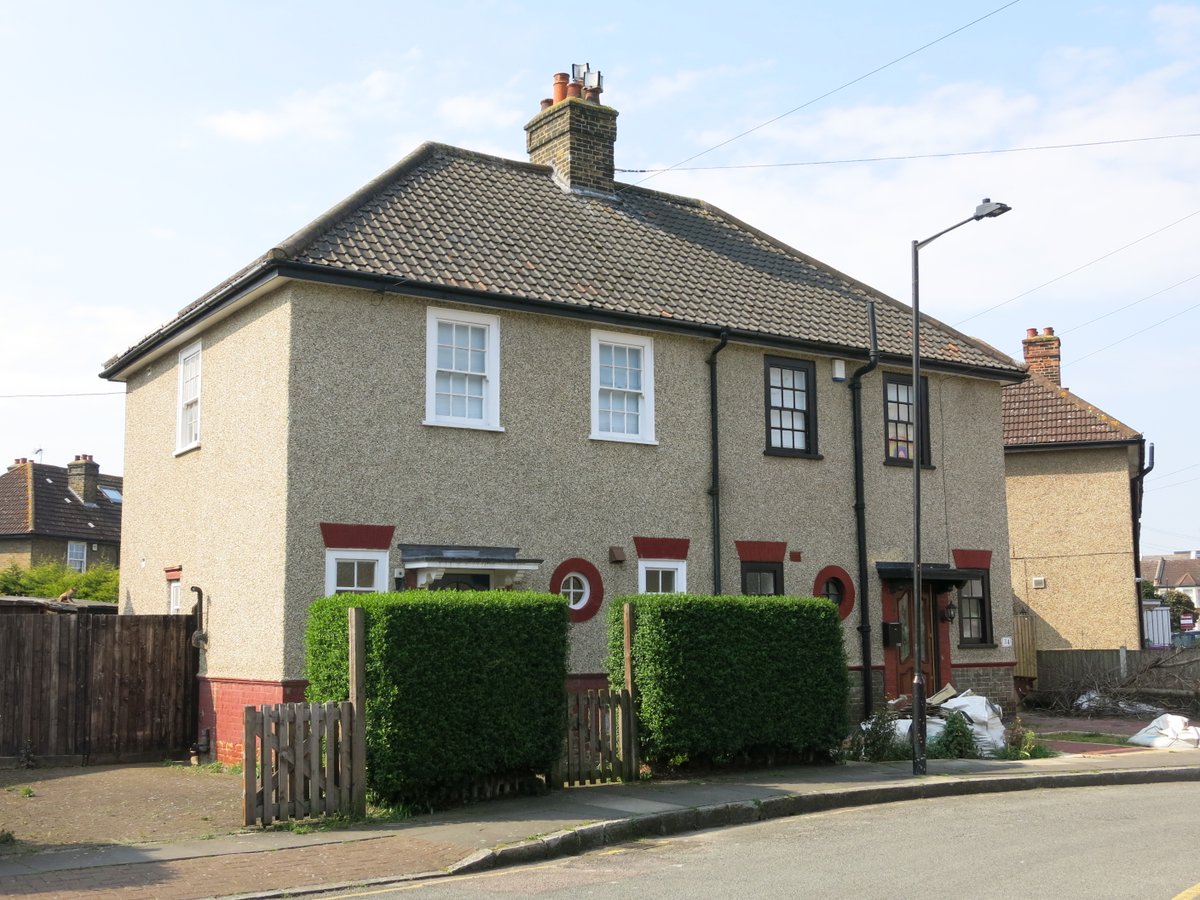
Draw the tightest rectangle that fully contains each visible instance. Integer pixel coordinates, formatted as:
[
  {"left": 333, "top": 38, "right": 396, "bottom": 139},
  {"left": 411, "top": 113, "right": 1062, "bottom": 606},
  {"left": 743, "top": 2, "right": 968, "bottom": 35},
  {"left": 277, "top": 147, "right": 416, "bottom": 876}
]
[{"left": 311, "top": 782, "right": 1200, "bottom": 899}]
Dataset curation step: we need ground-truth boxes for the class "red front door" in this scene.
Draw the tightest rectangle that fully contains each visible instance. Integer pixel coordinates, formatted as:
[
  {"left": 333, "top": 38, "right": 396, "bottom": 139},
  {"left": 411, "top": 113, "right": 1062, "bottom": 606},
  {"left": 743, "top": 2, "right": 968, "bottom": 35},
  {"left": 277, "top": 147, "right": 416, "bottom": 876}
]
[{"left": 895, "top": 583, "right": 939, "bottom": 693}]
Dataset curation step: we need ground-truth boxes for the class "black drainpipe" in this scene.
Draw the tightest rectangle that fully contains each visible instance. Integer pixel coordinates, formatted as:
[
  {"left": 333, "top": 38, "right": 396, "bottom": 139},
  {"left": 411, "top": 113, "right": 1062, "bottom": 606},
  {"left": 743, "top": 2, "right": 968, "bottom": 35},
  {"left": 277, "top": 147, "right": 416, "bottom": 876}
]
[
  {"left": 1132, "top": 440, "right": 1154, "bottom": 648},
  {"left": 849, "top": 302, "right": 879, "bottom": 720},
  {"left": 707, "top": 330, "right": 730, "bottom": 595}
]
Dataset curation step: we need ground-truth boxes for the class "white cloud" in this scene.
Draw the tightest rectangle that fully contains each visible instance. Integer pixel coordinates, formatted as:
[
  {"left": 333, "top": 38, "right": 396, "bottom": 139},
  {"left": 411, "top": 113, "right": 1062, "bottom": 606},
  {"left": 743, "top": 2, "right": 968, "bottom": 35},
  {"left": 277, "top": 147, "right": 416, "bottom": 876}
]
[
  {"left": 204, "top": 68, "right": 412, "bottom": 143},
  {"left": 437, "top": 95, "right": 524, "bottom": 130}
]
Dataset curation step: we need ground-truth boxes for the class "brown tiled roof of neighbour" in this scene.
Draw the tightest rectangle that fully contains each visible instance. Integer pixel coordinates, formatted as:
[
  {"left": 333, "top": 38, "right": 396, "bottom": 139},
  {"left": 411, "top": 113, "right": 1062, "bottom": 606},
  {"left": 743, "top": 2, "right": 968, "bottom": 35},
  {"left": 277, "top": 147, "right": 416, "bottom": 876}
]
[
  {"left": 0, "top": 462, "right": 122, "bottom": 543},
  {"left": 1002, "top": 372, "right": 1140, "bottom": 447},
  {"left": 105, "top": 143, "right": 1022, "bottom": 380},
  {"left": 1152, "top": 558, "right": 1200, "bottom": 589}
]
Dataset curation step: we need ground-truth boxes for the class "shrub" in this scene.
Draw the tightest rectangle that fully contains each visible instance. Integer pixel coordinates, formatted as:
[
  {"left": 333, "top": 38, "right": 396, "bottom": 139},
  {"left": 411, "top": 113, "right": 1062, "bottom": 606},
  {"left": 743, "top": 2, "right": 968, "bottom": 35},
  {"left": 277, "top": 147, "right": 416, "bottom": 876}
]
[
  {"left": 993, "top": 716, "right": 1057, "bottom": 760},
  {"left": 0, "top": 562, "right": 118, "bottom": 603},
  {"left": 847, "top": 706, "right": 911, "bottom": 762},
  {"left": 928, "top": 711, "right": 979, "bottom": 759},
  {"left": 606, "top": 594, "right": 848, "bottom": 764},
  {"left": 306, "top": 590, "right": 569, "bottom": 808}
]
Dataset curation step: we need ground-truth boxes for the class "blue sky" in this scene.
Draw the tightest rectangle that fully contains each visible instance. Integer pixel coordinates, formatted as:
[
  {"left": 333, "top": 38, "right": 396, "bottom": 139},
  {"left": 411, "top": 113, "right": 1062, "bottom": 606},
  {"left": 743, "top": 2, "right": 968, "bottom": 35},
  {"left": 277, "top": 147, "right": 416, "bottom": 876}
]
[{"left": 2, "top": 1, "right": 1197, "bottom": 556}]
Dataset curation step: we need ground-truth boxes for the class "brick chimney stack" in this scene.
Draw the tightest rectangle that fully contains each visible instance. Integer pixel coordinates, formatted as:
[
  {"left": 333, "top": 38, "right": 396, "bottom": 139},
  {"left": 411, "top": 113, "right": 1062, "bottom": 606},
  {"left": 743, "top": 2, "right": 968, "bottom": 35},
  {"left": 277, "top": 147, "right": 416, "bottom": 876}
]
[
  {"left": 1022, "top": 327, "right": 1062, "bottom": 385},
  {"left": 525, "top": 65, "right": 617, "bottom": 197},
  {"left": 68, "top": 454, "right": 99, "bottom": 503},
  {"left": 7, "top": 457, "right": 30, "bottom": 472}
]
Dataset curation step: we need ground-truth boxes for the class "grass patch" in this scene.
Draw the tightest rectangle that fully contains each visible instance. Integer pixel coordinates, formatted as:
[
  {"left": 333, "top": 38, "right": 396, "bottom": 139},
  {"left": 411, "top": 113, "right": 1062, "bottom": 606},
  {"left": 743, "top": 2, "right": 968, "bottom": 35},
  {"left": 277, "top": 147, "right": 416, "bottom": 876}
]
[
  {"left": 1039, "top": 731, "right": 1130, "bottom": 746},
  {"left": 261, "top": 802, "right": 415, "bottom": 834},
  {"left": 164, "top": 760, "right": 244, "bottom": 776},
  {"left": 19, "top": 787, "right": 35, "bottom": 798}
]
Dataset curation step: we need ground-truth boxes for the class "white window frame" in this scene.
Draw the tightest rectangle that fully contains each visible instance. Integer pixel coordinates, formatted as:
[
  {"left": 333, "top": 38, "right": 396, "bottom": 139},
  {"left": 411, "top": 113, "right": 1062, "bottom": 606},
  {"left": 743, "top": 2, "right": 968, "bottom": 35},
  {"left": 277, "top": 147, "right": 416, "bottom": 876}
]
[
  {"left": 169, "top": 581, "right": 182, "bottom": 614},
  {"left": 424, "top": 307, "right": 503, "bottom": 431},
  {"left": 638, "top": 559, "right": 686, "bottom": 594},
  {"left": 560, "top": 572, "right": 591, "bottom": 611},
  {"left": 67, "top": 540, "right": 87, "bottom": 573},
  {"left": 176, "top": 340, "right": 203, "bottom": 454},
  {"left": 590, "top": 329, "right": 656, "bottom": 444},
  {"left": 324, "top": 549, "right": 390, "bottom": 596}
]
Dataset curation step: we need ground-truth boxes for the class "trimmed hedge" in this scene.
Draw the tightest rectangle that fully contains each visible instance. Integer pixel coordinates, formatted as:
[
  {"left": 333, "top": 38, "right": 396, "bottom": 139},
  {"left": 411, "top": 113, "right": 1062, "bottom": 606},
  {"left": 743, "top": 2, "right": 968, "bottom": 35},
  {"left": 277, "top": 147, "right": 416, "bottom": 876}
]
[
  {"left": 306, "top": 590, "right": 569, "bottom": 808},
  {"left": 606, "top": 594, "right": 848, "bottom": 763}
]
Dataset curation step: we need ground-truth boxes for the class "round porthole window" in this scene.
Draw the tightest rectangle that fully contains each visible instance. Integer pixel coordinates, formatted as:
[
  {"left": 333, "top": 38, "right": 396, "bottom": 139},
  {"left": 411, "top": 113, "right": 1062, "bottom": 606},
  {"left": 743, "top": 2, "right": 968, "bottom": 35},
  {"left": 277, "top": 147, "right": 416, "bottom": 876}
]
[
  {"left": 551, "top": 558, "right": 605, "bottom": 623},
  {"left": 813, "top": 565, "right": 855, "bottom": 621},
  {"left": 561, "top": 573, "right": 590, "bottom": 610}
]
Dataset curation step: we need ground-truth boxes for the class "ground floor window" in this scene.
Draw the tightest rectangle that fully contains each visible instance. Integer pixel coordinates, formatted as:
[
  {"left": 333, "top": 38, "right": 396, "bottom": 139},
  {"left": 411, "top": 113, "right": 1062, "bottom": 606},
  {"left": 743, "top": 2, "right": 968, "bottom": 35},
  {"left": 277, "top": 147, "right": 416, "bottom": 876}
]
[
  {"left": 741, "top": 561, "right": 783, "bottom": 595},
  {"left": 639, "top": 559, "right": 687, "bottom": 594},
  {"left": 67, "top": 541, "right": 86, "bottom": 572},
  {"left": 958, "top": 572, "right": 992, "bottom": 645},
  {"left": 324, "top": 549, "right": 389, "bottom": 595}
]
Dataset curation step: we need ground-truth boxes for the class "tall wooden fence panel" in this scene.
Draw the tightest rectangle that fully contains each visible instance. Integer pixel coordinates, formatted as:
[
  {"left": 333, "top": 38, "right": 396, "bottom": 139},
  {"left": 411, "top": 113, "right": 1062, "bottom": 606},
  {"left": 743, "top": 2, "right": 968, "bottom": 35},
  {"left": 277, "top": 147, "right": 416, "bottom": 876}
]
[{"left": 0, "top": 613, "right": 198, "bottom": 765}]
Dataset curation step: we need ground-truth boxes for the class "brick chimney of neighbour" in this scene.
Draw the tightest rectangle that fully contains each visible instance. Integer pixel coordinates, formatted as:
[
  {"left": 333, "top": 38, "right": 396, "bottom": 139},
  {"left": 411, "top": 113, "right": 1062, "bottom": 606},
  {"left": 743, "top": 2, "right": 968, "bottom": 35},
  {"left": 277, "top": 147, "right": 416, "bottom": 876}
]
[
  {"left": 1022, "top": 327, "right": 1062, "bottom": 385},
  {"left": 68, "top": 454, "right": 99, "bottom": 503},
  {"left": 525, "top": 68, "right": 618, "bottom": 196}
]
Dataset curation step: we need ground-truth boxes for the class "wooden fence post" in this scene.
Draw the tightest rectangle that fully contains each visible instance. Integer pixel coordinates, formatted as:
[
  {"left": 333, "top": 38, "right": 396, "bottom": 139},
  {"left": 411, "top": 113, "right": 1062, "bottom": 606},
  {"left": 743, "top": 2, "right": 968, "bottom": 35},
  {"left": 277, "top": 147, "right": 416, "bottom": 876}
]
[
  {"left": 348, "top": 607, "right": 367, "bottom": 818},
  {"left": 622, "top": 602, "right": 638, "bottom": 780}
]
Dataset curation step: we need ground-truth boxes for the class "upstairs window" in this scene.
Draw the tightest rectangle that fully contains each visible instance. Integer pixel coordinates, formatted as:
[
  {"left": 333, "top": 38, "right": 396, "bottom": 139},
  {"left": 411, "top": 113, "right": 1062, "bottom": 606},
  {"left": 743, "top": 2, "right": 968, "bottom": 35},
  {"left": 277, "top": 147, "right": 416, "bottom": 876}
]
[
  {"left": 67, "top": 541, "right": 87, "bottom": 573},
  {"left": 591, "top": 330, "right": 656, "bottom": 444},
  {"left": 176, "top": 341, "right": 202, "bottom": 453},
  {"left": 764, "top": 357, "right": 817, "bottom": 456},
  {"left": 425, "top": 307, "right": 501, "bottom": 430},
  {"left": 884, "top": 373, "right": 930, "bottom": 465}
]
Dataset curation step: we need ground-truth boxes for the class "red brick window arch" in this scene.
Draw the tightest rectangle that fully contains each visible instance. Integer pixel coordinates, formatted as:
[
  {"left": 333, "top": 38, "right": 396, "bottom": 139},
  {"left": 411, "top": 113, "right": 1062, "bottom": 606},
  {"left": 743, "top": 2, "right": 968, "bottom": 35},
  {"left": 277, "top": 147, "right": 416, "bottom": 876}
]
[
  {"left": 550, "top": 558, "right": 605, "bottom": 623},
  {"left": 813, "top": 565, "right": 855, "bottom": 620}
]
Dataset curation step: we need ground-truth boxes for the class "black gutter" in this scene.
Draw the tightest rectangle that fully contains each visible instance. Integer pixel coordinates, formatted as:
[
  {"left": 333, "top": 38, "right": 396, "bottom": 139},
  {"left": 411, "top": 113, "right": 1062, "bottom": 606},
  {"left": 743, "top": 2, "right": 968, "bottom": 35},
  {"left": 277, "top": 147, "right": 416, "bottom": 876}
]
[
  {"left": 1005, "top": 438, "right": 1142, "bottom": 453},
  {"left": 706, "top": 331, "right": 730, "bottom": 595},
  {"left": 102, "top": 259, "right": 1027, "bottom": 384},
  {"left": 1132, "top": 440, "right": 1154, "bottom": 648},
  {"left": 848, "top": 301, "right": 879, "bottom": 720}
]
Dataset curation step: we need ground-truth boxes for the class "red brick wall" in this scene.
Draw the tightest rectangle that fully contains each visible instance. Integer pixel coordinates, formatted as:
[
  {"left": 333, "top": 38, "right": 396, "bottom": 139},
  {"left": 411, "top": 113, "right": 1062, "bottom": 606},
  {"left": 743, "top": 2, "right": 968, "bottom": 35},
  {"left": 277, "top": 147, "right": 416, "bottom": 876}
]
[{"left": 199, "top": 677, "right": 307, "bottom": 763}]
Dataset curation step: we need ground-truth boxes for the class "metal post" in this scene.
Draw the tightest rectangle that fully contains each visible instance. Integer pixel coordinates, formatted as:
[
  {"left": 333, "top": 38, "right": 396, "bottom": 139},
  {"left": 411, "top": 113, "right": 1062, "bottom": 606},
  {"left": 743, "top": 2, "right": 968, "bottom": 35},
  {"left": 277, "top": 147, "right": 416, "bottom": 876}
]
[
  {"left": 348, "top": 607, "right": 367, "bottom": 818},
  {"left": 910, "top": 238, "right": 927, "bottom": 776}
]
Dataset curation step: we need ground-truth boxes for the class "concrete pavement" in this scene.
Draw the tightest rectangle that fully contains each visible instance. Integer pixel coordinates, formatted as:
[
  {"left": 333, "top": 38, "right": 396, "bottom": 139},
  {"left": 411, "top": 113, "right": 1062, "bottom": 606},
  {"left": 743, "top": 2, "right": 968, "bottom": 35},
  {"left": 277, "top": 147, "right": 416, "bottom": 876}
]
[{"left": 2, "top": 745, "right": 1197, "bottom": 899}]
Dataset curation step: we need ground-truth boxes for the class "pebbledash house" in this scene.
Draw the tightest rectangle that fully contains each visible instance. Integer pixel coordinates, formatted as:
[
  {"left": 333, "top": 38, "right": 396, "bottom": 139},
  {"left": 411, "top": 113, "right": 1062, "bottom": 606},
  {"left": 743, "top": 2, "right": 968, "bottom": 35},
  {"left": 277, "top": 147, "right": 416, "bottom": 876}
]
[{"left": 103, "top": 70, "right": 1026, "bottom": 762}]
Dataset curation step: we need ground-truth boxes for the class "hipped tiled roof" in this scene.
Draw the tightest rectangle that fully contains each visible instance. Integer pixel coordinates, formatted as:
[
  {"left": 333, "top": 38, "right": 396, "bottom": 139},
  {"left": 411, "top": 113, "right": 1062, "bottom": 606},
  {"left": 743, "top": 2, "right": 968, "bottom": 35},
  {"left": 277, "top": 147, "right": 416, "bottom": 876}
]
[
  {"left": 1002, "top": 372, "right": 1140, "bottom": 447},
  {"left": 106, "top": 143, "right": 1022, "bottom": 379},
  {"left": 1145, "top": 558, "right": 1200, "bottom": 589},
  {"left": 0, "top": 462, "right": 122, "bottom": 543}
]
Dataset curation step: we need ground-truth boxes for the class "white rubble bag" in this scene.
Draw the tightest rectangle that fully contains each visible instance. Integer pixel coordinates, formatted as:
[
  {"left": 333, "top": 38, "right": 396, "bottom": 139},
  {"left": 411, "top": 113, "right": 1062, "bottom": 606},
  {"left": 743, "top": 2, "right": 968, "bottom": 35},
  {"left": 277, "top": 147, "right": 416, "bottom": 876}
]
[
  {"left": 939, "top": 692, "right": 1007, "bottom": 754},
  {"left": 1128, "top": 714, "right": 1200, "bottom": 749}
]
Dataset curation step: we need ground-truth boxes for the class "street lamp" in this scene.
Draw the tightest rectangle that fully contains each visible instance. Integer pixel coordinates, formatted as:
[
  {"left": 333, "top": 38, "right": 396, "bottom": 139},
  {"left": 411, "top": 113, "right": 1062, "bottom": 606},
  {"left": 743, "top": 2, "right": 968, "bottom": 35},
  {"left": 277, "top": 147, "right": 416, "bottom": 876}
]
[{"left": 910, "top": 197, "right": 1011, "bottom": 776}]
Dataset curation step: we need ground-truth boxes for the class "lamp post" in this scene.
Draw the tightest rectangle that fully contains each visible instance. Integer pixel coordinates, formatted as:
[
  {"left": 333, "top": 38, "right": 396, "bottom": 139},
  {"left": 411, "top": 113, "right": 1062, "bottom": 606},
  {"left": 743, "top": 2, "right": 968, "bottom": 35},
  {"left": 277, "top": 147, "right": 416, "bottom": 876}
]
[{"left": 910, "top": 197, "right": 1011, "bottom": 776}]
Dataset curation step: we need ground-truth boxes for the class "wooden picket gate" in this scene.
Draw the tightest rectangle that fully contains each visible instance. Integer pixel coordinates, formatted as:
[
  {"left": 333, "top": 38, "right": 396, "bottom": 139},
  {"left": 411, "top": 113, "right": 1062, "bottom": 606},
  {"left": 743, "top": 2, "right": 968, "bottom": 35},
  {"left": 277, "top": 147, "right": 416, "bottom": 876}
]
[
  {"left": 243, "top": 609, "right": 368, "bottom": 826},
  {"left": 242, "top": 701, "right": 358, "bottom": 825},
  {"left": 555, "top": 687, "right": 636, "bottom": 787}
]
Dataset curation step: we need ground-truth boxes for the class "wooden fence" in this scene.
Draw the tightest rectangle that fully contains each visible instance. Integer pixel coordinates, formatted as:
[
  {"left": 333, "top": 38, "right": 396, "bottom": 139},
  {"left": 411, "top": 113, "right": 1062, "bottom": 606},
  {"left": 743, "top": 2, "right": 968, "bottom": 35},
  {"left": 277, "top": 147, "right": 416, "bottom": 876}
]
[
  {"left": 555, "top": 687, "right": 636, "bottom": 787},
  {"left": 1037, "top": 647, "right": 1200, "bottom": 700},
  {"left": 0, "top": 612, "right": 198, "bottom": 766},
  {"left": 243, "top": 608, "right": 367, "bottom": 826},
  {"left": 242, "top": 701, "right": 357, "bottom": 825}
]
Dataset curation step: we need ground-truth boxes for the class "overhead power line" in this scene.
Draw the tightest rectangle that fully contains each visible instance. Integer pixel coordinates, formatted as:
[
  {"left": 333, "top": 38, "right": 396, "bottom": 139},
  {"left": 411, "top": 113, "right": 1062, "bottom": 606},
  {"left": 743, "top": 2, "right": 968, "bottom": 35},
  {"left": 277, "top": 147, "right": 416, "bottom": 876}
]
[
  {"left": 616, "top": 133, "right": 1200, "bottom": 174},
  {"left": 0, "top": 391, "right": 124, "bottom": 399},
  {"left": 1145, "top": 473, "right": 1200, "bottom": 493},
  {"left": 1067, "top": 300, "right": 1200, "bottom": 368},
  {"left": 1147, "top": 462, "right": 1200, "bottom": 482},
  {"left": 628, "top": 0, "right": 1023, "bottom": 187},
  {"left": 955, "top": 208, "right": 1200, "bottom": 326},
  {"left": 1060, "top": 272, "right": 1200, "bottom": 335}
]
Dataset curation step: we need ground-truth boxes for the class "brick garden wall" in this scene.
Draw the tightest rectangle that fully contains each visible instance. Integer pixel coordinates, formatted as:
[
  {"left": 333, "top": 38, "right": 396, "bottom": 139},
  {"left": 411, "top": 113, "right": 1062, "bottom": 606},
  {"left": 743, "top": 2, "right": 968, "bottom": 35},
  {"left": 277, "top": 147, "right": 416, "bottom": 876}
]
[
  {"left": 950, "top": 663, "right": 1017, "bottom": 713},
  {"left": 199, "top": 677, "right": 307, "bottom": 764}
]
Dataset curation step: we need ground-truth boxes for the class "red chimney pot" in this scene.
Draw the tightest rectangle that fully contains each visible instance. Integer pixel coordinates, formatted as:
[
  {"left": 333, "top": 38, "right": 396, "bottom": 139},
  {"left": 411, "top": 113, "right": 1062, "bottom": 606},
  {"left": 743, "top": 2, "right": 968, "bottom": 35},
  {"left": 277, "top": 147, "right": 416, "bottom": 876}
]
[{"left": 552, "top": 72, "right": 569, "bottom": 103}]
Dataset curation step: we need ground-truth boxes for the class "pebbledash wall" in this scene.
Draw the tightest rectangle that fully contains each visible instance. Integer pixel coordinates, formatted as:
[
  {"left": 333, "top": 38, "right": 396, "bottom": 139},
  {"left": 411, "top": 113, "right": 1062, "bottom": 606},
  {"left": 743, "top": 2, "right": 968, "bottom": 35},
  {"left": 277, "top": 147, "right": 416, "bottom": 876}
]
[
  {"left": 120, "top": 279, "right": 1017, "bottom": 761},
  {"left": 1007, "top": 445, "right": 1141, "bottom": 650}
]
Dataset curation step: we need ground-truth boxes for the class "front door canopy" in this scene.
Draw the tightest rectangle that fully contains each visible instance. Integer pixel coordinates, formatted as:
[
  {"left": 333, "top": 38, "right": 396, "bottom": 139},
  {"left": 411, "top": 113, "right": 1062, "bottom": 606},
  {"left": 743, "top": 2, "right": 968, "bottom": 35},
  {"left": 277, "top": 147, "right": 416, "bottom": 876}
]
[{"left": 875, "top": 561, "right": 973, "bottom": 590}]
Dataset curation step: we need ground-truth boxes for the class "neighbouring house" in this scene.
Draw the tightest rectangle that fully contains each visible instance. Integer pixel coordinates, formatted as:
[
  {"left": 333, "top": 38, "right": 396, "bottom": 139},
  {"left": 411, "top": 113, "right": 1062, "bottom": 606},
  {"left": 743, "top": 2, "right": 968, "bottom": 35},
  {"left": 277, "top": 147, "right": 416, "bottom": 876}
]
[
  {"left": 103, "top": 68, "right": 1025, "bottom": 762},
  {"left": 1003, "top": 327, "right": 1149, "bottom": 657},
  {"left": 1142, "top": 552, "right": 1200, "bottom": 610},
  {"left": 0, "top": 455, "right": 123, "bottom": 574}
]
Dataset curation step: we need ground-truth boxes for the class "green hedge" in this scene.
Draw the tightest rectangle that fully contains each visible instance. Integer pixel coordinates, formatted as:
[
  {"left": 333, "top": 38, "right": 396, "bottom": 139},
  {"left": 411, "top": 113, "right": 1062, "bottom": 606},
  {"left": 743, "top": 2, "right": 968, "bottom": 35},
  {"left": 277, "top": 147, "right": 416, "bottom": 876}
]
[
  {"left": 606, "top": 594, "right": 848, "bottom": 763},
  {"left": 306, "top": 590, "right": 569, "bottom": 808},
  {"left": 0, "top": 562, "right": 119, "bottom": 602}
]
